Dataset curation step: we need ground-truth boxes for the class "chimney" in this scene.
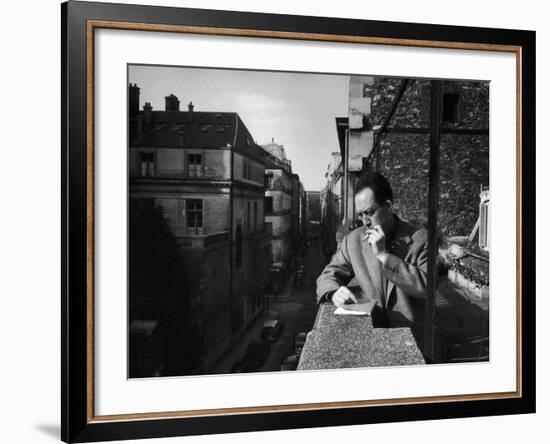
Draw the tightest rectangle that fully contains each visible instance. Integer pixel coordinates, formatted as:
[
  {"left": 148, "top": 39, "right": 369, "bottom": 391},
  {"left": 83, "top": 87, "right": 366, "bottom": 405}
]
[
  {"left": 188, "top": 102, "right": 194, "bottom": 123},
  {"left": 165, "top": 94, "right": 180, "bottom": 112},
  {"left": 129, "top": 83, "right": 140, "bottom": 119},
  {"left": 143, "top": 102, "right": 153, "bottom": 123}
]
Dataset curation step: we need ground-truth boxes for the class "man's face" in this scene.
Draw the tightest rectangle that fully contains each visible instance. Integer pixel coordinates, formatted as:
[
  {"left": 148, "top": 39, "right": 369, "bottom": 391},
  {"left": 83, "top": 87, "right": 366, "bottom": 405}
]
[{"left": 354, "top": 187, "right": 393, "bottom": 234}]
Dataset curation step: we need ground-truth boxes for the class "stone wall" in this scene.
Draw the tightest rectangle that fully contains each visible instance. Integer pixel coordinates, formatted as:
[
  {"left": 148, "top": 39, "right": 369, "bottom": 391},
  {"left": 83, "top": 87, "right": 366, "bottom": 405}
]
[
  {"left": 369, "top": 78, "right": 489, "bottom": 237},
  {"left": 376, "top": 133, "right": 430, "bottom": 229}
]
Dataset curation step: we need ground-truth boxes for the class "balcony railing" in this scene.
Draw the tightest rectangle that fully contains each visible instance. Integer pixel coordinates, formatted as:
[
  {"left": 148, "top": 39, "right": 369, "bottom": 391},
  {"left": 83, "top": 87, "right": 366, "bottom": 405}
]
[{"left": 130, "top": 168, "right": 228, "bottom": 180}]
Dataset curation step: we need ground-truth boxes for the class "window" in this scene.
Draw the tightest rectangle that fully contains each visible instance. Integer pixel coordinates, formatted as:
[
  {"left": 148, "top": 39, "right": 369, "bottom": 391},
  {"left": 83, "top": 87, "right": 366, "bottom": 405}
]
[
  {"left": 187, "top": 154, "right": 202, "bottom": 177},
  {"left": 235, "top": 225, "right": 242, "bottom": 266},
  {"left": 243, "top": 163, "right": 252, "bottom": 180},
  {"left": 443, "top": 93, "right": 460, "bottom": 123},
  {"left": 139, "top": 152, "right": 154, "bottom": 177},
  {"left": 264, "top": 173, "right": 273, "bottom": 189},
  {"left": 253, "top": 202, "right": 258, "bottom": 232},
  {"left": 479, "top": 202, "right": 489, "bottom": 249},
  {"left": 265, "top": 196, "right": 273, "bottom": 214},
  {"left": 186, "top": 199, "right": 203, "bottom": 234},
  {"left": 247, "top": 202, "right": 251, "bottom": 232}
]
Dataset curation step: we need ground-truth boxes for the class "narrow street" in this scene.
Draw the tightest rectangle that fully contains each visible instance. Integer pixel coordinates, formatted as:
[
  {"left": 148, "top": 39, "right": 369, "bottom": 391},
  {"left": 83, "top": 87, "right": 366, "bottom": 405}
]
[
  {"left": 210, "top": 234, "right": 323, "bottom": 375},
  {"left": 259, "top": 236, "right": 322, "bottom": 372}
]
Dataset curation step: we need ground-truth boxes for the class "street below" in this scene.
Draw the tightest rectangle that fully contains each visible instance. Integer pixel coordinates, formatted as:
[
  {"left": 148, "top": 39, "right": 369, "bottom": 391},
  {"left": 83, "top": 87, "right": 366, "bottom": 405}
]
[{"left": 211, "top": 236, "right": 323, "bottom": 375}]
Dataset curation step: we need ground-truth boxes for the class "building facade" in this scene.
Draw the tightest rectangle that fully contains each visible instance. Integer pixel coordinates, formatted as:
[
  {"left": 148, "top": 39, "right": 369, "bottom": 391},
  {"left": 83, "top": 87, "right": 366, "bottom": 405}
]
[
  {"left": 261, "top": 140, "right": 297, "bottom": 292},
  {"left": 129, "top": 84, "right": 271, "bottom": 372},
  {"left": 322, "top": 76, "right": 489, "bottom": 246},
  {"left": 320, "top": 152, "right": 342, "bottom": 259},
  {"left": 306, "top": 191, "right": 321, "bottom": 223}
]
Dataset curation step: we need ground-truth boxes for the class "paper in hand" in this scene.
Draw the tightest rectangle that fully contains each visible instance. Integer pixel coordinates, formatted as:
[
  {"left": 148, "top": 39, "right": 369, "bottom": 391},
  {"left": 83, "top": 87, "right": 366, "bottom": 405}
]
[{"left": 334, "top": 300, "right": 376, "bottom": 316}]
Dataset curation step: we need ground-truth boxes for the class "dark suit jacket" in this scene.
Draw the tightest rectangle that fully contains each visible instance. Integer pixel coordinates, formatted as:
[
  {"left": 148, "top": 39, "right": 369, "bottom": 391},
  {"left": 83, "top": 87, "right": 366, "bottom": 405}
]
[{"left": 316, "top": 216, "right": 428, "bottom": 331}]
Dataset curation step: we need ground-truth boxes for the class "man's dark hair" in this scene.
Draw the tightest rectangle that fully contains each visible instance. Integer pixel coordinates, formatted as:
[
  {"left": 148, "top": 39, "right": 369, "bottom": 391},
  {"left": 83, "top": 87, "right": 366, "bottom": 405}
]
[{"left": 354, "top": 171, "right": 393, "bottom": 205}]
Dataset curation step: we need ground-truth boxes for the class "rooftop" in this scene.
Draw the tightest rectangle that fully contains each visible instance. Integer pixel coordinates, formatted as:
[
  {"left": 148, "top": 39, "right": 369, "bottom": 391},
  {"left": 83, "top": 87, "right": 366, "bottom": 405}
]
[{"left": 131, "top": 108, "right": 268, "bottom": 163}]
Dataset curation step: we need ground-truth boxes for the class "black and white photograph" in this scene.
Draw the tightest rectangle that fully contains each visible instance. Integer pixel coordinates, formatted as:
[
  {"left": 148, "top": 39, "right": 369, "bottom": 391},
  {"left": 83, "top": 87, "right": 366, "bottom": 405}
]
[{"left": 128, "top": 65, "right": 490, "bottom": 378}]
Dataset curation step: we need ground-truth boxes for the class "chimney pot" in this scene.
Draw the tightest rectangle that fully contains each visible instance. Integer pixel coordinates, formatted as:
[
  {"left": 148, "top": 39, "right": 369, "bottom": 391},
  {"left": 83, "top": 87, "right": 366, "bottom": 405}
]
[
  {"left": 188, "top": 102, "right": 194, "bottom": 123},
  {"left": 143, "top": 102, "right": 153, "bottom": 123}
]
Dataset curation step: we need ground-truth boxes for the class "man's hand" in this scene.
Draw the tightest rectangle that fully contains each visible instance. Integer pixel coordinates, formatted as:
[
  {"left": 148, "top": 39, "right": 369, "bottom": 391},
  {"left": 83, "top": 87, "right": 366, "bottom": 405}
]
[
  {"left": 331, "top": 286, "right": 358, "bottom": 307},
  {"left": 363, "top": 225, "right": 388, "bottom": 263}
]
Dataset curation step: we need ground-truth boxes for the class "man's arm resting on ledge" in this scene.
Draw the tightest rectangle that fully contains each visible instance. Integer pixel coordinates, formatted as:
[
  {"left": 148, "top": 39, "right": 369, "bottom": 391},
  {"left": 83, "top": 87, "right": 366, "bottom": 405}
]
[{"left": 316, "top": 235, "right": 354, "bottom": 304}]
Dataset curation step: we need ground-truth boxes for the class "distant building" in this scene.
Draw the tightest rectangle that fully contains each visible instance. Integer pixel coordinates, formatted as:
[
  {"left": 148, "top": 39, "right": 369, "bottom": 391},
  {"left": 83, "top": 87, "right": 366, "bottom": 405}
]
[
  {"left": 291, "top": 173, "right": 306, "bottom": 252},
  {"left": 306, "top": 191, "right": 321, "bottom": 223},
  {"left": 262, "top": 138, "right": 290, "bottom": 165},
  {"left": 129, "top": 84, "right": 271, "bottom": 371},
  {"left": 296, "top": 178, "right": 307, "bottom": 245},
  {"left": 320, "top": 152, "right": 342, "bottom": 257},
  {"left": 261, "top": 139, "right": 304, "bottom": 291}
]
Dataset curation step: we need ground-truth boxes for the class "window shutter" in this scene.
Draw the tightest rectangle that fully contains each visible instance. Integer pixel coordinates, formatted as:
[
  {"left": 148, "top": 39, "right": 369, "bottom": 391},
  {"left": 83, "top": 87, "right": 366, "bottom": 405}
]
[
  {"left": 479, "top": 202, "right": 489, "bottom": 249},
  {"left": 203, "top": 199, "right": 210, "bottom": 233},
  {"left": 178, "top": 199, "right": 186, "bottom": 227}
]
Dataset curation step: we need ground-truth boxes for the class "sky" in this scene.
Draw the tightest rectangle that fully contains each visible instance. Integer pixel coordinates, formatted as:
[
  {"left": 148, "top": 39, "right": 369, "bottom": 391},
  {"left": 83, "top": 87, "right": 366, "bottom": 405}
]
[{"left": 129, "top": 65, "right": 349, "bottom": 191}]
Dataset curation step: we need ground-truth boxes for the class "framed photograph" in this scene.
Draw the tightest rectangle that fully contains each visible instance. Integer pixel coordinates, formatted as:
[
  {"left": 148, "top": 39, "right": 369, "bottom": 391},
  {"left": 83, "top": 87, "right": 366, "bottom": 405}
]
[{"left": 62, "top": 1, "right": 535, "bottom": 442}]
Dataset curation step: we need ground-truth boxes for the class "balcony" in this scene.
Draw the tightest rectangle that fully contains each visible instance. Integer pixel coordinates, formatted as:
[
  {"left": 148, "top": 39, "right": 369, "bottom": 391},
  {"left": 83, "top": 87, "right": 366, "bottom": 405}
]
[
  {"left": 297, "top": 304, "right": 425, "bottom": 370},
  {"left": 130, "top": 168, "right": 229, "bottom": 181},
  {"left": 177, "top": 231, "right": 229, "bottom": 249}
]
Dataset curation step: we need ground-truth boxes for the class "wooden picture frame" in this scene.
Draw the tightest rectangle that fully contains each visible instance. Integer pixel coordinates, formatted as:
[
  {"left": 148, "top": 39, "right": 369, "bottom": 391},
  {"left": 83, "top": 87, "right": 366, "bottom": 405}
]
[{"left": 62, "top": 1, "right": 535, "bottom": 442}]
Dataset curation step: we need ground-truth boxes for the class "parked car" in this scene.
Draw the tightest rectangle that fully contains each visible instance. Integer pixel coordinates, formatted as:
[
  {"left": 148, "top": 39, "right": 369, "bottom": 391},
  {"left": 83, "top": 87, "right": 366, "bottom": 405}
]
[
  {"left": 294, "top": 332, "right": 308, "bottom": 355},
  {"left": 294, "top": 269, "right": 304, "bottom": 286},
  {"left": 232, "top": 340, "right": 271, "bottom": 373},
  {"left": 280, "top": 354, "right": 300, "bottom": 371},
  {"left": 260, "top": 319, "right": 284, "bottom": 342}
]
